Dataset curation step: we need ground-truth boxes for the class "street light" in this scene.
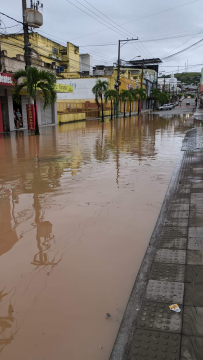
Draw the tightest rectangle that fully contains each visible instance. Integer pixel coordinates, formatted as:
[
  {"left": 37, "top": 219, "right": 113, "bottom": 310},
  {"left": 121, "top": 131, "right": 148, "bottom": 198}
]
[{"left": 130, "top": 55, "right": 141, "bottom": 61}]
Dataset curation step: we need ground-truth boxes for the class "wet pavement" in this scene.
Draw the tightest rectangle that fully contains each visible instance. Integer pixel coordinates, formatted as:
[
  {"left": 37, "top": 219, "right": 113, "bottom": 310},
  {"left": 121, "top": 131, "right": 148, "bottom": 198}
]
[
  {"left": 111, "top": 127, "right": 203, "bottom": 360},
  {"left": 0, "top": 115, "right": 195, "bottom": 360}
]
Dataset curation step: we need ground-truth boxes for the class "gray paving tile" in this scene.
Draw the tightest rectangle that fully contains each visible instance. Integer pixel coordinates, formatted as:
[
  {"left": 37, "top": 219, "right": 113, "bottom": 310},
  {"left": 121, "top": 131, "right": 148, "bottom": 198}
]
[
  {"left": 183, "top": 306, "right": 203, "bottom": 336},
  {"left": 185, "top": 265, "right": 203, "bottom": 283},
  {"left": 144, "top": 280, "right": 184, "bottom": 304},
  {"left": 155, "top": 249, "right": 186, "bottom": 264},
  {"left": 150, "top": 263, "right": 185, "bottom": 282},
  {"left": 164, "top": 218, "right": 189, "bottom": 227},
  {"left": 169, "top": 204, "right": 190, "bottom": 211},
  {"left": 161, "top": 227, "right": 187, "bottom": 241},
  {"left": 190, "top": 193, "right": 203, "bottom": 205},
  {"left": 181, "top": 335, "right": 203, "bottom": 360},
  {"left": 187, "top": 250, "right": 203, "bottom": 265},
  {"left": 189, "top": 210, "right": 203, "bottom": 226},
  {"left": 128, "top": 329, "right": 181, "bottom": 360},
  {"left": 184, "top": 283, "right": 203, "bottom": 306},
  {"left": 167, "top": 211, "right": 189, "bottom": 219},
  {"left": 158, "top": 238, "right": 187, "bottom": 250},
  {"left": 137, "top": 302, "right": 182, "bottom": 333},
  {"left": 189, "top": 227, "right": 203, "bottom": 237},
  {"left": 192, "top": 182, "right": 203, "bottom": 188},
  {"left": 188, "top": 238, "right": 203, "bottom": 250}
]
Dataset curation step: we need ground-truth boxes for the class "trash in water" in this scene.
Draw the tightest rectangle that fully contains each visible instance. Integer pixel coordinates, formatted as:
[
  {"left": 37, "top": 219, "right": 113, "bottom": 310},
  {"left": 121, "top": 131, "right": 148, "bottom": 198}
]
[
  {"left": 99, "top": 345, "right": 103, "bottom": 349},
  {"left": 106, "top": 313, "right": 111, "bottom": 319},
  {"left": 169, "top": 304, "right": 181, "bottom": 313}
]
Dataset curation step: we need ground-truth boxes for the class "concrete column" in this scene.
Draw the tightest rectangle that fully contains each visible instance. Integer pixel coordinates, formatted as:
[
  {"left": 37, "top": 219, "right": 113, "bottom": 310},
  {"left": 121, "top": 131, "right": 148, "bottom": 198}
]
[
  {"left": 53, "top": 101, "right": 57, "bottom": 124},
  {"left": 7, "top": 88, "right": 14, "bottom": 132}
]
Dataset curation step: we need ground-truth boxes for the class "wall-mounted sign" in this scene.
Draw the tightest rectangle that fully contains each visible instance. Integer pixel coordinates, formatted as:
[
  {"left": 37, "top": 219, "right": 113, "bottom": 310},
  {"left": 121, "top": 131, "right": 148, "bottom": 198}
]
[
  {"left": 55, "top": 84, "right": 73, "bottom": 93},
  {"left": 26, "top": 104, "right": 36, "bottom": 130},
  {"left": 0, "top": 73, "right": 13, "bottom": 86}
]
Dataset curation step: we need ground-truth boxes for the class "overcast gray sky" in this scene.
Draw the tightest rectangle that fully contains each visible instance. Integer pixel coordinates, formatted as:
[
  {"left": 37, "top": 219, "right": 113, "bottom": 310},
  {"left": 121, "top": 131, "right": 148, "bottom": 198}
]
[{"left": 1, "top": 0, "right": 203, "bottom": 75}]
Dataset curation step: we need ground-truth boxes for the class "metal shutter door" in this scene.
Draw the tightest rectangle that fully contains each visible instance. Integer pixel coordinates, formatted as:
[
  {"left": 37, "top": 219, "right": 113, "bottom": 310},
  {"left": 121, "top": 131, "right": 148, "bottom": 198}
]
[{"left": 41, "top": 101, "right": 53, "bottom": 125}]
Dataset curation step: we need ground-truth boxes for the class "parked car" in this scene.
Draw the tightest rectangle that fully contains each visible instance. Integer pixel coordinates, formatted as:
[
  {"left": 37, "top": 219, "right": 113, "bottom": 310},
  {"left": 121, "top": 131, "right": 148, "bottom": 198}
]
[
  {"left": 158, "top": 104, "right": 173, "bottom": 111},
  {"left": 175, "top": 101, "right": 179, "bottom": 106},
  {"left": 169, "top": 103, "right": 175, "bottom": 108}
]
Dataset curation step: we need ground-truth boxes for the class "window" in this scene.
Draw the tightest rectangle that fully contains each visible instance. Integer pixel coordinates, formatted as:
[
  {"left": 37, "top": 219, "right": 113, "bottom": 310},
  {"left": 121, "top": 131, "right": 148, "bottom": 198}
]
[{"left": 52, "top": 48, "right": 58, "bottom": 55}]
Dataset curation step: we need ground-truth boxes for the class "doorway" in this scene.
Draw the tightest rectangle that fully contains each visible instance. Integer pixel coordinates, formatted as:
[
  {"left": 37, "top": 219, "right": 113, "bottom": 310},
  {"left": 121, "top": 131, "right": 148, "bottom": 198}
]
[{"left": 0, "top": 96, "right": 9, "bottom": 132}]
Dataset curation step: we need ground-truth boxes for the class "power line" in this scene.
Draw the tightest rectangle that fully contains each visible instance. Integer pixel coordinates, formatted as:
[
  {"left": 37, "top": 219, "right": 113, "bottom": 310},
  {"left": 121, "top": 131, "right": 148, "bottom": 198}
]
[
  {"left": 162, "top": 38, "right": 203, "bottom": 60},
  {"left": 0, "top": 12, "right": 23, "bottom": 24}
]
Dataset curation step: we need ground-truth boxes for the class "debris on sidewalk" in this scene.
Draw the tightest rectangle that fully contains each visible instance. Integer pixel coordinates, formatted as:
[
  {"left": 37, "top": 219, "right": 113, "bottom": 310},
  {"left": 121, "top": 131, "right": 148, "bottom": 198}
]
[{"left": 169, "top": 304, "right": 181, "bottom": 313}]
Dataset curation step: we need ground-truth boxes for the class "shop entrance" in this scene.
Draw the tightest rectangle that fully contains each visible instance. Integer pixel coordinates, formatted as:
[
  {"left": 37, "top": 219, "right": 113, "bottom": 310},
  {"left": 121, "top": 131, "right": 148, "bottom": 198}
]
[{"left": 0, "top": 96, "right": 9, "bottom": 132}]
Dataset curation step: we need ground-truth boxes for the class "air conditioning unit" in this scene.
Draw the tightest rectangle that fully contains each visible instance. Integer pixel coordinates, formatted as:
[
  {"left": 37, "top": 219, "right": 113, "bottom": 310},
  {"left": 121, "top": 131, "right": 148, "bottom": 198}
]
[
  {"left": 49, "top": 54, "right": 57, "bottom": 60},
  {"left": 25, "top": 9, "right": 43, "bottom": 28},
  {"left": 57, "top": 57, "right": 62, "bottom": 61}
]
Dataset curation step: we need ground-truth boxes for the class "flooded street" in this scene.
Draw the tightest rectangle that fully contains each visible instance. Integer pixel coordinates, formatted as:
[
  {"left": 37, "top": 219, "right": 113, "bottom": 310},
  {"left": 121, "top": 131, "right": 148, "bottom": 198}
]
[{"left": 0, "top": 115, "right": 193, "bottom": 360}]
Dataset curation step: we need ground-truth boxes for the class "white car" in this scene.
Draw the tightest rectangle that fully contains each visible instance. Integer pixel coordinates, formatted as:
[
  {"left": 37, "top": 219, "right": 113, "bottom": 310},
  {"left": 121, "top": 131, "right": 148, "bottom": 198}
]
[{"left": 158, "top": 104, "right": 173, "bottom": 111}]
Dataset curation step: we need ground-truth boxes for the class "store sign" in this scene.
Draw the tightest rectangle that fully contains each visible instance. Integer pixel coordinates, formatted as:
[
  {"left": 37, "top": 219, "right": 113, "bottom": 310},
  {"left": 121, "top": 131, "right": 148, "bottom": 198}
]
[
  {"left": 55, "top": 84, "right": 73, "bottom": 93},
  {"left": 0, "top": 73, "right": 13, "bottom": 86},
  {"left": 26, "top": 104, "right": 36, "bottom": 130}
]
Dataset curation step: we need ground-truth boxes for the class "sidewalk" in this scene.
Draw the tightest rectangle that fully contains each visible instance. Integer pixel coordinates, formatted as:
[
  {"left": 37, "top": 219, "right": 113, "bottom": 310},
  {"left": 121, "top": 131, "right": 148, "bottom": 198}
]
[
  {"left": 110, "top": 127, "right": 203, "bottom": 360},
  {"left": 86, "top": 109, "right": 153, "bottom": 120},
  {"left": 193, "top": 106, "right": 203, "bottom": 121}
]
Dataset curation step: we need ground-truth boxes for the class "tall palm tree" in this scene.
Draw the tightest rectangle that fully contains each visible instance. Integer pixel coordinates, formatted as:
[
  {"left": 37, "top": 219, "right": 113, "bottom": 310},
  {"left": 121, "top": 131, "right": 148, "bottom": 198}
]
[
  {"left": 130, "top": 88, "right": 139, "bottom": 114},
  {"left": 105, "top": 89, "right": 119, "bottom": 120},
  {"left": 13, "top": 67, "right": 56, "bottom": 135},
  {"left": 128, "top": 90, "right": 133, "bottom": 117},
  {"left": 92, "top": 79, "right": 108, "bottom": 122},
  {"left": 120, "top": 89, "right": 129, "bottom": 118},
  {"left": 137, "top": 88, "right": 147, "bottom": 115}
]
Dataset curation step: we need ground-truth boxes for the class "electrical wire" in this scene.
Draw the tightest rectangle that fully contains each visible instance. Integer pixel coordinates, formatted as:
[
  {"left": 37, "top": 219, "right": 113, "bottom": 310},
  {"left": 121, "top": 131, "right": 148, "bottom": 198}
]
[
  {"left": 162, "top": 38, "right": 203, "bottom": 60},
  {"left": 0, "top": 12, "right": 23, "bottom": 24}
]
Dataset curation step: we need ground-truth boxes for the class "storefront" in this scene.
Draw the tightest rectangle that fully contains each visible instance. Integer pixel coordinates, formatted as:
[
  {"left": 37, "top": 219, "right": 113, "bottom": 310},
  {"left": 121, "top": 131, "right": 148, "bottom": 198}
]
[{"left": 0, "top": 73, "right": 15, "bottom": 132}]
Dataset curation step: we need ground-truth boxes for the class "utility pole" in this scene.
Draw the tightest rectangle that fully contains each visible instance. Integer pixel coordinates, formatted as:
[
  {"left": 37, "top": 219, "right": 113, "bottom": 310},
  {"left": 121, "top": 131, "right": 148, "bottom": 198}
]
[
  {"left": 164, "top": 76, "right": 166, "bottom": 92},
  {"left": 138, "top": 59, "right": 144, "bottom": 115},
  {"left": 22, "top": 0, "right": 31, "bottom": 68},
  {"left": 116, "top": 38, "right": 138, "bottom": 118}
]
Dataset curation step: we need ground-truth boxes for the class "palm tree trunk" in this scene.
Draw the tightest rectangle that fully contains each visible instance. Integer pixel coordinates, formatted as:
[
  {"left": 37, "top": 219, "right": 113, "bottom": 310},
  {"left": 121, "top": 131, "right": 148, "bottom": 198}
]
[
  {"left": 101, "top": 95, "right": 104, "bottom": 122},
  {"left": 129, "top": 102, "right": 131, "bottom": 117},
  {"left": 111, "top": 99, "right": 113, "bottom": 120},
  {"left": 34, "top": 99, "right": 40, "bottom": 135},
  {"left": 138, "top": 100, "right": 140, "bottom": 115},
  {"left": 124, "top": 101, "right": 126, "bottom": 118}
]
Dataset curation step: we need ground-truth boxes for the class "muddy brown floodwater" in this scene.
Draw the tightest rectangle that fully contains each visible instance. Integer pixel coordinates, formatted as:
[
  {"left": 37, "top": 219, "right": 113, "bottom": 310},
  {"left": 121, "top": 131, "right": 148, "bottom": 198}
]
[{"left": 0, "top": 115, "right": 194, "bottom": 360}]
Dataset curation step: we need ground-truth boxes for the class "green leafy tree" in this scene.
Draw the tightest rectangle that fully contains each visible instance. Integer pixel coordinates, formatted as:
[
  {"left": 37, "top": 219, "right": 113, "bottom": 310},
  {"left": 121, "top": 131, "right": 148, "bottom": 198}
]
[
  {"left": 92, "top": 79, "right": 108, "bottom": 122},
  {"left": 159, "top": 92, "right": 170, "bottom": 105},
  {"left": 105, "top": 89, "right": 119, "bottom": 120},
  {"left": 137, "top": 88, "right": 147, "bottom": 115},
  {"left": 120, "top": 89, "right": 129, "bottom": 118},
  {"left": 13, "top": 67, "right": 56, "bottom": 135},
  {"left": 130, "top": 88, "right": 139, "bottom": 114},
  {"left": 151, "top": 88, "right": 162, "bottom": 110}
]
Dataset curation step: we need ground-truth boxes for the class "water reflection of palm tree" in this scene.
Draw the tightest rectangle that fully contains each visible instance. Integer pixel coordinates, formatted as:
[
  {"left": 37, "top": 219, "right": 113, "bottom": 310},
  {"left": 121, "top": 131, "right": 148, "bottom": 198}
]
[
  {"left": 0, "top": 302, "right": 15, "bottom": 352},
  {"left": 32, "top": 193, "right": 60, "bottom": 267}
]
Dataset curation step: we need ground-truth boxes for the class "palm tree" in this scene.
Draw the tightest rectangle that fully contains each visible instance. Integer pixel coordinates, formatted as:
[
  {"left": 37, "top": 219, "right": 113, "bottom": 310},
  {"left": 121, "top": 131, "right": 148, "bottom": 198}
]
[
  {"left": 128, "top": 89, "right": 133, "bottom": 117},
  {"left": 137, "top": 88, "right": 147, "bottom": 115},
  {"left": 130, "top": 88, "right": 139, "bottom": 114},
  {"left": 92, "top": 79, "right": 108, "bottom": 122},
  {"left": 13, "top": 67, "right": 56, "bottom": 135},
  {"left": 120, "top": 89, "right": 129, "bottom": 118},
  {"left": 105, "top": 89, "right": 119, "bottom": 120}
]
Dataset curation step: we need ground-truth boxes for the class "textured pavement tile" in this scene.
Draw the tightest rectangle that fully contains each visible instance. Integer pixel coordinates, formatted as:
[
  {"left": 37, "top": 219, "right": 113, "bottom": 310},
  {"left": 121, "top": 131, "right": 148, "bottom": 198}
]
[
  {"left": 128, "top": 329, "right": 181, "bottom": 360},
  {"left": 167, "top": 211, "right": 189, "bottom": 219},
  {"left": 161, "top": 227, "right": 187, "bottom": 241},
  {"left": 184, "top": 283, "right": 203, "bottom": 306},
  {"left": 164, "top": 218, "right": 188, "bottom": 227},
  {"left": 188, "top": 227, "right": 203, "bottom": 237},
  {"left": 189, "top": 211, "right": 203, "bottom": 226},
  {"left": 188, "top": 238, "right": 203, "bottom": 250},
  {"left": 155, "top": 249, "right": 186, "bottom": 264},
  {"left": 181, "top": 335, "right": 203, "bottom": 360},
  {"left": 150, "top": 263, "right": 185, "bottom": 282},
  {"left": 187, "top": 250, "right": 203, "bottom": 264},
  {"left": 185, "top": 265, "right": 203, "bottom": 283},
  {"left": 137, "top": 302, "right": 182, "bottom": 333},
  {"left": 192, "top": 182, "right": 203, "bottom": 188},
  {"left": 144, "top": 280, "right": 184, "bottom": 304},
  {"left": 190, "top": 193, "right": 203, "bottom": 205},
  {"left": 190, "top": 203, "right": 203, "bottom": 211},
  {"left": 168, "top": 205, "right": 190, "bottom": 211},
  {"left": 183, "top": 306, "right": 203, "bottom": 336},
  {"left": 158, "top": 238, "right": 187, "bottom": 250}
]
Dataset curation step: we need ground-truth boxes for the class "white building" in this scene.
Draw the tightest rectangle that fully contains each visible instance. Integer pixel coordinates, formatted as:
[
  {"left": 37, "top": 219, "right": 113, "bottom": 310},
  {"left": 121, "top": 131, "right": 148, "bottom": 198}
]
[
  {"left": 79, "top": 54, "right": 93, "bottom": 76},
  {"left": 158, "top": 73, "right": 178, "bottom": 92}
]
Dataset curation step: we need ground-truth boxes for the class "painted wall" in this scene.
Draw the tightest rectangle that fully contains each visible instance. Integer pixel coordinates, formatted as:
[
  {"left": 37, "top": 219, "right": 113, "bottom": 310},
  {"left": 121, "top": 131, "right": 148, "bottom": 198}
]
[{"left": 57, "top": 78, "right": 108, "bottom": 100}]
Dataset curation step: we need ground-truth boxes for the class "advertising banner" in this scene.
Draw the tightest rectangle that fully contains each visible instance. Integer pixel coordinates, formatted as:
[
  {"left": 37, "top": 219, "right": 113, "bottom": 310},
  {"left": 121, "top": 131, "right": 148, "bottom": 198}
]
[{"left": 26, "top": 104, "right": 36, "bottom": 130}]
